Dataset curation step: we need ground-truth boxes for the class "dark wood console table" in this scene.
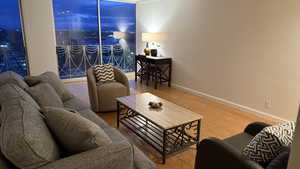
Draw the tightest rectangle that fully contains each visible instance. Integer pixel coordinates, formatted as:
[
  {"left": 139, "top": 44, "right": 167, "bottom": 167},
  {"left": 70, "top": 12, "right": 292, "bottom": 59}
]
[{"left": 135, "top": 55, "right": 172, "bottom": 89}]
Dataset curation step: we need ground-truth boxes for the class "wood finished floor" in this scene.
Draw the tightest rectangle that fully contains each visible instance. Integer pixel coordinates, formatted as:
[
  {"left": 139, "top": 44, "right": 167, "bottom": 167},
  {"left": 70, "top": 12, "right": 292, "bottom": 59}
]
[{"left": 65, "top": 80, "right": 276, "bottom": 169}]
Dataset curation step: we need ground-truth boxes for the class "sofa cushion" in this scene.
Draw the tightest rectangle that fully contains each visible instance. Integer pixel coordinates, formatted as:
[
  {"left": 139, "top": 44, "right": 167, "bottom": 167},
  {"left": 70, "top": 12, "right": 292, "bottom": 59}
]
[
  {"left": 27, "top": 83, "right": 63, "bottom": 108},
  {"left": 0, "top": 71, "right": 28, "bottom": 89},
  {"left": 93, "top": 64, "right": 115, "bottom": 84},
  {"left": 63, "top": 97, "right": 89, "bottom": 111},
  {"left": 0, "top": 100, "right": 60, "bottom": 169},
  {"left": 25, "top": 72, "right": 73, "bottom": 101},
  {"left": 0, "top": 83, "right": 40, "bottom": 109},
  {"left": 133, "top": 146, "right": 155, "bottom": 169},
  {"left": 97, "top": 82, "right": 127, "bottom": 112},
  {"left": 243, "top": 121, "right": 295, "bottom": 165},
  {"left": 0, "top": 152, "right": 17, "bottom": 169},
  {"left": 42, "top": 107, "right": 112, "bottom": 154}
]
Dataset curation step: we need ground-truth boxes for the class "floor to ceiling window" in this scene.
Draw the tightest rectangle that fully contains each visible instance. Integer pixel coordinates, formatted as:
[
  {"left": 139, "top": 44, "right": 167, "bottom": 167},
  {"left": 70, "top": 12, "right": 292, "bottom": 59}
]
[
  {"left": 0, "top": 0, "right": 28, "bottom": 76},
  {"left": 100, "top": 1, "right": 136, "bottom": 72},
  {"left": 53, "top": 0, "right": 136, "bottom": 79}
]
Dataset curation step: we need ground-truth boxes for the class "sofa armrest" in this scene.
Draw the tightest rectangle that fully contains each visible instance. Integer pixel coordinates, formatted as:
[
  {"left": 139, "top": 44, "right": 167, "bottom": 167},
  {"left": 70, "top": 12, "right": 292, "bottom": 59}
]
[
  {"left": 113, "top": 67, "right": 130, "bottom": 95},
  {"left": 38, "top": 140, "right": 134, "bottom": 169},
  {"left": 244, "top": 122, "right": 271, "bottom": 136},
  {"left": 87, "top": 68, "right": 99, "bottom": 112},
  {"left": 195, "top": 137, "right": 263, "bottom": 169}
]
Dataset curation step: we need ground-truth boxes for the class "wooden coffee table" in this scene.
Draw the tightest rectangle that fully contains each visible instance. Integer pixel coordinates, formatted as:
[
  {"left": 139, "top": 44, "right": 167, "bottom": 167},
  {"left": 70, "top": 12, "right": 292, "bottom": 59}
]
[{"left": 116, "top": 93, "right": 203, "bottom": 164}]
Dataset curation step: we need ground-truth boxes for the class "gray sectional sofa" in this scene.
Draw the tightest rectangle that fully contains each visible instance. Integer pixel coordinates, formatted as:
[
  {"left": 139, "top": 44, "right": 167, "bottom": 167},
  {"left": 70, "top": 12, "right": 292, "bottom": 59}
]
[{"left": 0, "top": 71, "right": 155, "bottom": 169}]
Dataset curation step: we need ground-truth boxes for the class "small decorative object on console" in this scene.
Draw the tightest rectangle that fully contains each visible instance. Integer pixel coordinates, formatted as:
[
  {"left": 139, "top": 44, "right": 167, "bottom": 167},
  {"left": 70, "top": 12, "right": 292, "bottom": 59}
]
[{"left": 148, "top": 101, "right": 163, "bottom": 109}]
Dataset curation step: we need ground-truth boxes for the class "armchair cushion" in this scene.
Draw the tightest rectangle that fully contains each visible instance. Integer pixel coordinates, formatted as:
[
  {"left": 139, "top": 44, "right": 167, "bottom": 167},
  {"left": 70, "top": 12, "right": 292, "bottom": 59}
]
[
  {"left": 266, "top": 148, "right": 290, "bottom": 169},
  {"left": 242, "top": 121, "right": 296, "bottom": 165},
  {"left": 42, "top": 107, "right": 112, "bottom": 154},
  {"left": 93, "top": 64, "right": 115, "bottom": 84}
]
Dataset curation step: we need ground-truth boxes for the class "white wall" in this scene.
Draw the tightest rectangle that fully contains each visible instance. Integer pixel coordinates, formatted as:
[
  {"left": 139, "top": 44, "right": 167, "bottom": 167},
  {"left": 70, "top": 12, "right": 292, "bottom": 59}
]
[
  {"left": 137, "top": 0, "right": 300, "bottom": 121},
  {"left": 20, "top": 0, "right": 58, "bottom": 75}
]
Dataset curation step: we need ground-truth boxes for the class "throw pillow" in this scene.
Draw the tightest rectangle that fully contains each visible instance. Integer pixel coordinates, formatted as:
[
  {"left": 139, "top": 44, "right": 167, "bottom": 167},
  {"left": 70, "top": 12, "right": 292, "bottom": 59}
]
[
  {"left": 25, "top": 72, "right": 73, "bottom": 101},
  {"left": 242, "top": 121, "right": 295, "bottom": 165},
  {"left": 0, "top": 100, "right": 60, "bottom": 169},
  {"left": 93, "top": 64, "right": 115, "bottom": 84},
  {"left": 42, "top": 107, "right": 112, "bottom": 154},
  {"left": 26, "top": 83, "right": 63, "bottom": 108}
]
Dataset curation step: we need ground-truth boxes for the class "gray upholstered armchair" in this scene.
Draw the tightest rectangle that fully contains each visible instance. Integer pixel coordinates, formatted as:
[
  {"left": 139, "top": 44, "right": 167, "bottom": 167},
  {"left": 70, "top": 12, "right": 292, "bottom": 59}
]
[
  {"left": 195, "top": 122, "right": 290, "bottom": 169},
  {"left": 87, "top": 66, "right": 130, "bottom": 112}
]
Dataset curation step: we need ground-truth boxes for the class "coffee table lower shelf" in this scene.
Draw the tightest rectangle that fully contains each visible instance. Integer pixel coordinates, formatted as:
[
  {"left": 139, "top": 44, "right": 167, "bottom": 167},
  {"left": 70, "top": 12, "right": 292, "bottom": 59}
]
[{"left": 117, "top": 102, "right": 201, "bottom": 164}]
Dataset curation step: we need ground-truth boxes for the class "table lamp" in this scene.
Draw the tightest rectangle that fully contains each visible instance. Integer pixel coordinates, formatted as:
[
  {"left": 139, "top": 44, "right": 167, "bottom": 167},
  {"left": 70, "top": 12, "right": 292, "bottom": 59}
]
[{"left": 142, "top": 33, "right": 162, "bottom": 56}]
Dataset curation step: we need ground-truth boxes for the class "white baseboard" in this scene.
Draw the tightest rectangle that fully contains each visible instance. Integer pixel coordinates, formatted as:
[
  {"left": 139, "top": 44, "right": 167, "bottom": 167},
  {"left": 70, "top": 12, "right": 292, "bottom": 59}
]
[{"left": 172, "top": 83, "right": 286, "bottom": 122}]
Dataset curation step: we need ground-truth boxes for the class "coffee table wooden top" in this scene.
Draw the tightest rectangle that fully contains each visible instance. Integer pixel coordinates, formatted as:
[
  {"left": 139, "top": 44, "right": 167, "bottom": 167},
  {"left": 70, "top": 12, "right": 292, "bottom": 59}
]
[{"left": 116, "top": 93, "right": 202, "bottom": 129}]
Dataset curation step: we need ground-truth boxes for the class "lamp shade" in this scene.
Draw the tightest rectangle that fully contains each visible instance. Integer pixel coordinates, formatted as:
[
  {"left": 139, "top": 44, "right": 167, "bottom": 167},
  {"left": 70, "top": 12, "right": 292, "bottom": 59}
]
[
  {"left": 142, "top": 33, "right": 164, "bottom": 43},
  {"left": 113, "top": 32, "right": 126, "bottom": 39}
]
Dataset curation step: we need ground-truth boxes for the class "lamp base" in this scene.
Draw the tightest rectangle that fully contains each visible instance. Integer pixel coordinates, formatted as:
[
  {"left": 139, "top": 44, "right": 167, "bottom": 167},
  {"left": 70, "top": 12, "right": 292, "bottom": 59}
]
[{"left": 144, "top": 48, "right": 151, "bottom": 56}]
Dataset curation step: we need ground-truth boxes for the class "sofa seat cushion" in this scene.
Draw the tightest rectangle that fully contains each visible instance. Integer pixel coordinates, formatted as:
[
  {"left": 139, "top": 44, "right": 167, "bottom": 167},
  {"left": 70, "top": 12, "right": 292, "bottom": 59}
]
[
  {"left": 42, "top": 107, "right": 112, "bottom": 154},
  {"left": 0, "top": 84, "right": 40, "bottom": 110},
  {"left": 224, "top": 133, "right": 253, "bottom": 152},
  {"left": 27, "top": 83, "right": 63, "bottom": 108},
  {"left": 0, "top": 100, "right": 60, "bottom": 169},
  {"left": 63, "top": 97, "right": 89, "bottom": 111},
  {"left": 25, "top": 72, "right": 73, "bottom": 101},
  {"left": 0, "top": 71, "right": 28, "bottom": 89},
  {"left": 97, "top": 82, "right": 128, "bottom": 112}
]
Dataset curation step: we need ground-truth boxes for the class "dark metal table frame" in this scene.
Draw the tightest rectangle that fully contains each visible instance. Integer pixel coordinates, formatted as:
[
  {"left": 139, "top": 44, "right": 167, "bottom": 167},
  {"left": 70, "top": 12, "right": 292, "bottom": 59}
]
[
  {"left": 135, "top": 55, "right": 172, "bottom": 89},
  {"left": 117, "top": 101, "right": 201, "bottom": 164}
]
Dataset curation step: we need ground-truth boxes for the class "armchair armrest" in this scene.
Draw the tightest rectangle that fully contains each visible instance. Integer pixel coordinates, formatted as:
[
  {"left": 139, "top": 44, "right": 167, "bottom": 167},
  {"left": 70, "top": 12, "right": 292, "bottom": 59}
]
[
  {"left": 87, "top": 68, "right": 100, "bottom": 112},
  {"left": 195, "top": 137, "right": 263, "bottom": 169},
  {"left": 38, "top": 141, "right": 134, "bottom": 169},
  {"left": 113, "top": 67, "right": 130, "bottom": 95},
  {"left": 244, "top": 122, "right": 271, "bottom": 136}
]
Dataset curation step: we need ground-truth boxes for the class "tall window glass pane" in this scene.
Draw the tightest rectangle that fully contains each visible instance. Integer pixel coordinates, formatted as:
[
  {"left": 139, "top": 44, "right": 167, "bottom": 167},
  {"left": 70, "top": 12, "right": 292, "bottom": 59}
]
[
  {"left": 53, "top": 0, "right": 101, "bottom": 79},
  {"left": 100, "top": 1, "right": 136, "bottom": 72},
  {"left": 0, "top": 0, "right": 28, "bottom": 76}
]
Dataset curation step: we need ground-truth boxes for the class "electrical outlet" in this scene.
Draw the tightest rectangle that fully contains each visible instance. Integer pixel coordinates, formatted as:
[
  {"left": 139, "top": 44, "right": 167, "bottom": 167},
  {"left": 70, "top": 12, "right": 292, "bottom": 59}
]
[{"left": 264, "top": 97, "right": 272, "bottom": 109}]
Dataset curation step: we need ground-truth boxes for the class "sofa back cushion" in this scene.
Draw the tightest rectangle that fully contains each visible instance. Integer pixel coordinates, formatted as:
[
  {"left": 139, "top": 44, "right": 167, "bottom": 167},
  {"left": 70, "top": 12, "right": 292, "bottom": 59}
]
[
  {"left": 42, "top": 107, "right": 112, "bottom": 154},
  {"left": 0, "top": 100, "right": 60, "bottom": 169},
  {"left": 25, "top": 72, "right": 73, "bottom": 101},
  {"left": 26, "top": 83, "right": 63, "bottom": 108},
  {"left": 0, "top": 84, "right": 40, "bottom": 109},
  {"left": 0, "top": 71, "right": 28, "bottom": 89}
]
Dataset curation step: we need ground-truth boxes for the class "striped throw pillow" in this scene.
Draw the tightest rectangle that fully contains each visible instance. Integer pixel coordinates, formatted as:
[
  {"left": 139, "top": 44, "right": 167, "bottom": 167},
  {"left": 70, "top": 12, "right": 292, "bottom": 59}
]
[{"left": 93, "top": 64, "right": 115, "bottom": 84}]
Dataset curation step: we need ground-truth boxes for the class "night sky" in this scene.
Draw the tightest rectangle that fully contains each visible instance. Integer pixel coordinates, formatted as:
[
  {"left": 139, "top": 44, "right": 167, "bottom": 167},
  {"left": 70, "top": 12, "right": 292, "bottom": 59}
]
[{"left": 0, "top": 0, "right": 136, "bottom": 32}]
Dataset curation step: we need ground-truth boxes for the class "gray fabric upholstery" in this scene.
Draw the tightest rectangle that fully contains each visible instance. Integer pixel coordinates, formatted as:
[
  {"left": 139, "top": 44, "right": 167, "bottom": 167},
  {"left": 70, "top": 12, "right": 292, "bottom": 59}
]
[
  {"left": 0, "top": 71, "right": 28, "bottom": 89},
  {"left": 0, "top": 100, "right": 60, "bottom": 169},
  {"left": 0, "top": 84, "right": 40, "bottom": 109},
  {"left": 25, "top": 72, "right": 73, "bottom": 101},
  {"left": 97, "top": 82, "right": 128, "bottom": 112},
  {"left": 0, "top": 152, "right": 17, "bottom": 169},
  {"left": 87, "top": 67, "right": 130, "bottom": 112},
  {"left": 42, "top": 107, "right": 112, "bottom": 154},
  {"left": 266, "top": 148, "right": 290, "bottom": 169},
  {"left": 38, "top": 141, "right": 134, "bottom": 169},
  {"left": 133, "top": 146, "right": 155, "bottom": 169},
  {"left": 63, "top": 97, "right": 89, "bottom": 111},
  {"left": 27, "top": 83, "right": 63, "bottom": 108},
  {"left": 223, "top": 133, "right": 253, "bottom": 152}
]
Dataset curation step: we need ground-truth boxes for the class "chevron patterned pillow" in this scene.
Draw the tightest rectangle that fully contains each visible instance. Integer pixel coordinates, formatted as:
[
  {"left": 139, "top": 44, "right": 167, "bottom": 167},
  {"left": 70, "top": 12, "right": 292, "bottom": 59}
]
[
  {"left": 242, "top": 121, "right": 296, "bottom": 165},
  {"left": 93, "top": 64, "right": 115, "bottom": 84}
]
